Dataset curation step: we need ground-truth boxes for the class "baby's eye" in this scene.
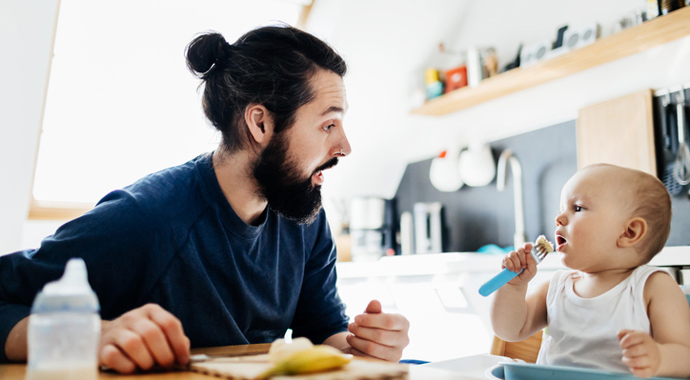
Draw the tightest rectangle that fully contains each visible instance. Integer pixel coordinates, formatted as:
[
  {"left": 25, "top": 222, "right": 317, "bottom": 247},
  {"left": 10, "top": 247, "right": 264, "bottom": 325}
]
[{"left": 574, "top": 205, "right": 583, "bottom": 212}]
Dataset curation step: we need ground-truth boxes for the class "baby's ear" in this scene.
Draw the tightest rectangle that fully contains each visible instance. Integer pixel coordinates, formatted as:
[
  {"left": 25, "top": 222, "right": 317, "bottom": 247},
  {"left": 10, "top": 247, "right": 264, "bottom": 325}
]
[{"left": 617, "top": 217, "right": 647, "bottom": 248}]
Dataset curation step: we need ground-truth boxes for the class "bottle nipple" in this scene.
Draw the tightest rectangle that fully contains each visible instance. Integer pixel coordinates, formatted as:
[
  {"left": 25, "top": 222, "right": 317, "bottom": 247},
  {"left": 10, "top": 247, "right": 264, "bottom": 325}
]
[{"left": 43, "top": 258, "right": 91, "bottom": 295}]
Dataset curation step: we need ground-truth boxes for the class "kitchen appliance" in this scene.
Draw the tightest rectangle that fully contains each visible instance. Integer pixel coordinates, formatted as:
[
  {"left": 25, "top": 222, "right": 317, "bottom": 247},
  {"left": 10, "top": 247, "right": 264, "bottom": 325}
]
[
  {"left": 659, "top": 91, "right": 682, "bottom": 194},
  {"left": 349, "top": 197, "right": 397, "bottom": 261},
  {"left": 673, "top": 89, "right": 690, "bottom": 185},
  {"left": 399, "top": 211, "right": 414, "bottom": 255},
  {"left": 413, "top": 202, "right": 443, "bottom": 254},
  {"left": 655, "top": 88, "right": 688, "bottom": 194}
]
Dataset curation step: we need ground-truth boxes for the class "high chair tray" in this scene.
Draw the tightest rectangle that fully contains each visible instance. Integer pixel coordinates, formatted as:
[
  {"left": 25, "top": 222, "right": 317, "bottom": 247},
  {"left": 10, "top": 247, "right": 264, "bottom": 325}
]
[{"left": 488, "top": 362, "right": 680, "bottom": 380}]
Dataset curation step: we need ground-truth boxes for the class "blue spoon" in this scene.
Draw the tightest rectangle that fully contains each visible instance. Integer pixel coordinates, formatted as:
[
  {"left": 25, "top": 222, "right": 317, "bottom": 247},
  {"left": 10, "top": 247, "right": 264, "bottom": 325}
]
[{"left": 479, "top": 236, "right": 553, "bottom": 297}]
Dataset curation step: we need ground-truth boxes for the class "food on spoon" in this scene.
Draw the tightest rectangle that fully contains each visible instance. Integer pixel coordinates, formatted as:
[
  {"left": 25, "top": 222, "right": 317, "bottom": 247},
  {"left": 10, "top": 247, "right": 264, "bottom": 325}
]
[{"left": 535, "top": 234, "right": 554, "bottom": 255}]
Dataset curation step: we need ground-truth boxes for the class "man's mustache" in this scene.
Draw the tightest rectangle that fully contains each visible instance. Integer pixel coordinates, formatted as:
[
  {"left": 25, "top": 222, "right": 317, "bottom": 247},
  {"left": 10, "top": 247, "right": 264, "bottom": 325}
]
[{"left": 313, "top": 157, "right": 339, "bottom": 175}]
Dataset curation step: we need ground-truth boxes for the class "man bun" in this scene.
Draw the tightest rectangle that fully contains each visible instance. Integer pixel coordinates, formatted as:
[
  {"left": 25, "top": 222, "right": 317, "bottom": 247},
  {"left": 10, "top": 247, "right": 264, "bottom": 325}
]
[{"left": 185, "top": 32, "right": 232, "bottom": 78}]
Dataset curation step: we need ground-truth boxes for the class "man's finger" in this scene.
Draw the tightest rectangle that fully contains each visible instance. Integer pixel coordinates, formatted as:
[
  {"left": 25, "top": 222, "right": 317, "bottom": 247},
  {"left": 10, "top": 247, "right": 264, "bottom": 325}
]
[
  {"left": 147, "top": 305, "right": 190, "bottom": 365},
  {"left": 111, "top": 329, "right": 155, "bottom": 371},
  {"left": 348, "top": 323, "right": 398, "bottom": 347},
  {"left": 346, "top": 344, "right": 377, "bottom": 360},
  {"left": 131, "top": 318, "right": 175, "bottom": 368},
  {"left": 354, "top": 313, "right": 408, "bottom": 331},
  {"left": 346, "top": 334, "right": 390, "bottom": 361},
  {"left": 100, "top": 344, "right": 136, "bottom": 374},
  {"left": 365, "top": 300, "right": 382, "bottom": 314}
]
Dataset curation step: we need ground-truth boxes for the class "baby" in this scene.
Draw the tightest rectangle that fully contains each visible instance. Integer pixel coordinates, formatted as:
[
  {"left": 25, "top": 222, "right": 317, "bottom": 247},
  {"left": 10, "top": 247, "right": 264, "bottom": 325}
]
[{"left": 490, "top": 163, "right": 690, "bottom": 378}]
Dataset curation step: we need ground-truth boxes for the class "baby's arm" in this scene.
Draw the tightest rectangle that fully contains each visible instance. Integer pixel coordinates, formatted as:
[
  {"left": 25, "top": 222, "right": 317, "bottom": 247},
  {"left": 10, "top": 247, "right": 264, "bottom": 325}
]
[
  {"left": 618, "top": 272, "right": 690, "bottom": 378},
  {"left": 490, "top": 243, "right": 549, "bottom": 342}
]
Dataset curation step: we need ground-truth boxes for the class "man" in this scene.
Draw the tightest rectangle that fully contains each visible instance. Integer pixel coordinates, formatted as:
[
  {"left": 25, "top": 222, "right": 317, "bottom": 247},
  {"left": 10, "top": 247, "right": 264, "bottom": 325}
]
[{"left": 0, "top": 25, "right": 409, "bottom": 373}]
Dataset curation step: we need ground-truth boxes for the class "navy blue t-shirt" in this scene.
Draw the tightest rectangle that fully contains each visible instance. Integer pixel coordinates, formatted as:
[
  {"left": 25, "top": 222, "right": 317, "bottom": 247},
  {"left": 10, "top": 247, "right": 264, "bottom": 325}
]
[{"left": 0, "top": 153, "right": 349, "bottom": 362}]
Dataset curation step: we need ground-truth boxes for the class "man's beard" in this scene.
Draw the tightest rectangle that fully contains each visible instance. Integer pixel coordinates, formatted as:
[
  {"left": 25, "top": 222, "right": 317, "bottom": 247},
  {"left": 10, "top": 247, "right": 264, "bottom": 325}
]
[{"left": 253, "top": 133, "right": 338, "bottom": 225}]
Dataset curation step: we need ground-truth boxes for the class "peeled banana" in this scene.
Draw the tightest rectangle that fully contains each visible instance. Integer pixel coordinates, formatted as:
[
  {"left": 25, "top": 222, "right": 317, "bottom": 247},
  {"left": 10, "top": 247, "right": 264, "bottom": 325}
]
[
  {"left": 268, "top": 337, "right": 315, "bottom": 363},
  {"left": 260, "top": 338, "right": 352, "bottom": 379}
]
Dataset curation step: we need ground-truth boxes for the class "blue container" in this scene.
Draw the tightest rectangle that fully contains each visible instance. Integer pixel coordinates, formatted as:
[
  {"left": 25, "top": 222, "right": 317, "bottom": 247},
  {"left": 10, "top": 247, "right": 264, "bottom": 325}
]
[{"left": 490, "top": 362, "right": 679, "bottom": 380}]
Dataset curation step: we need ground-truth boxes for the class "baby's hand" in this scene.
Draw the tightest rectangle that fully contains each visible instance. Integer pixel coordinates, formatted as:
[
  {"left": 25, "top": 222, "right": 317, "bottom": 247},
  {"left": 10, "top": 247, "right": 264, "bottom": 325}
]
[
  {"left": 502, "top": 243, "right": 536, "bottom": 286},
  {"left": 618, "top": 329, "right": 661, "bottom": 378}
]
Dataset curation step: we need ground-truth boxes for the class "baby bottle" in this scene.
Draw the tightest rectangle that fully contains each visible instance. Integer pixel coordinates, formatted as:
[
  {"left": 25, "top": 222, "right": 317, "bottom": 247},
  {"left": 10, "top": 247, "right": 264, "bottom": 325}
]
[{"left": 26, "top": 258, "right": 100, "bottom": 380}]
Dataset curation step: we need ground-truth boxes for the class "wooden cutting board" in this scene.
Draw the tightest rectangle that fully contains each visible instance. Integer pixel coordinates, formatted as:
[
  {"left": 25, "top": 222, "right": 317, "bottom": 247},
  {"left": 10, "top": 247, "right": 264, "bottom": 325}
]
[
  {"left": 577, "top": 89, "right": 656, "bottom": 175},
  {"left": 189, "top": 354, "right": 409, "bottom": 380}
]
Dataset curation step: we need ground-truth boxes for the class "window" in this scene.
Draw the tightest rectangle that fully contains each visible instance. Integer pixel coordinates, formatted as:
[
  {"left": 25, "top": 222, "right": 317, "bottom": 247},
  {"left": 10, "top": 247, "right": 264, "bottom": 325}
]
[{"left": 30, "top": 0, "right": 311, "bottom": 219}]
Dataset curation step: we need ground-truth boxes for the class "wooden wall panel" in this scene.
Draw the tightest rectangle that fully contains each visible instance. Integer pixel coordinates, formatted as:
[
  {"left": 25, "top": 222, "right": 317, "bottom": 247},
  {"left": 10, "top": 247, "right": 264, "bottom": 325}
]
[{"left": 577, "top": 89, "right": 656, "bottom": 175}]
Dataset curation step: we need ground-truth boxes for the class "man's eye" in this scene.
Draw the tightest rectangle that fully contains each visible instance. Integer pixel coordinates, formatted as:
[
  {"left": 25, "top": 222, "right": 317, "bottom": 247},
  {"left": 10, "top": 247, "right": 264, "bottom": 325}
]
[{"left": 322, "top": 124, "right": 334, "bottom": 132}]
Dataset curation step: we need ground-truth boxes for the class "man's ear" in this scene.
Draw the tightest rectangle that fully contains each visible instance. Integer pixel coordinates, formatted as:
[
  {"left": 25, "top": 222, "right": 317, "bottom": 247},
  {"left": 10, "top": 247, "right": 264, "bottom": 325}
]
[
  {"left": 617, "top": 217, "right": 647, "bottom": 248},
  {"left": 244, "top": 104, "right": 273, "bottom": 145}
]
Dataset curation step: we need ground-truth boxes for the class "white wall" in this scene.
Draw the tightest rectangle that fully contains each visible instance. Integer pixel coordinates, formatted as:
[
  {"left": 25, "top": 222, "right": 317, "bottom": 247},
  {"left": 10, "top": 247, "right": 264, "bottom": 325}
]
[
  {"left": 0, "top": 0, "right": 60, "bottom": 253},
  {"left": 4, "top": 0, "right": 690, "bottom": 251}
]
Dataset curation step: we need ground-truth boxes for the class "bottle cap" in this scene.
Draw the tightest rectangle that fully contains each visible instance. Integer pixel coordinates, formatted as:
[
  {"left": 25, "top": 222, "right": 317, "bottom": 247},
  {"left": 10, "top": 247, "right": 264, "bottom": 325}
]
[{"left": 31, "top": 258, "right": 100, "bottom": 314}]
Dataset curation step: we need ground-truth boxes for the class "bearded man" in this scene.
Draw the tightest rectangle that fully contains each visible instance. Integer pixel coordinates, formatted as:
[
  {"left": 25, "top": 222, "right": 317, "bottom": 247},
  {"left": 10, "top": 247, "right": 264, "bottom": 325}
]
[{"left": 0, "top": 25, "right": 409, "bottom": 373}]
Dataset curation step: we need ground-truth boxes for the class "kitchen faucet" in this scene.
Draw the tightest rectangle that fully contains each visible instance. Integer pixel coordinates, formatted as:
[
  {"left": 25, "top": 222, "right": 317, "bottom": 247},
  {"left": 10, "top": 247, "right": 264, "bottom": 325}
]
[{"left": 497, "top": 149, "right": 526, "bottom": 248}]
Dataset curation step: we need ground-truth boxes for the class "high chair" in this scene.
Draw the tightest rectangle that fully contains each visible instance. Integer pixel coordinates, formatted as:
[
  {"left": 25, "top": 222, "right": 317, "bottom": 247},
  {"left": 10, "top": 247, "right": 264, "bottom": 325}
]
[{"left": 490, "top": 330, "right": 543, "bottom": 363}]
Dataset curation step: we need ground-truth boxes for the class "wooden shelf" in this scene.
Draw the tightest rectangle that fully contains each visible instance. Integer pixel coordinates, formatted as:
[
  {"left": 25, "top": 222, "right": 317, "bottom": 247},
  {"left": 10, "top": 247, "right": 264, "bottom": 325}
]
[{"left": 411, "top": 7, "right": 690, "bottom": 116}]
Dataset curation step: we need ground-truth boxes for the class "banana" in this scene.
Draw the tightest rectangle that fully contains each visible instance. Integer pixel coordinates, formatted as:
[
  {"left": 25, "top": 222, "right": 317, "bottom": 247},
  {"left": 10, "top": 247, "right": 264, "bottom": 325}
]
[
  {"left": 260, "top": 343, "right": 352, "bottom": 379},
  {"left": 268, "top": 337, "right": 314, "bottom": 363}
]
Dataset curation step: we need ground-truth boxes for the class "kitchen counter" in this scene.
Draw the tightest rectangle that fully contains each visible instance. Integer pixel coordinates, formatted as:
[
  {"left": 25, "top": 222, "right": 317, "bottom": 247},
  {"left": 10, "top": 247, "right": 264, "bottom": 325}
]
[
  {"left": 337, "top": 245, "right": 690, "bottom": 279},
  {"left": 335, "top": 245, "right": 690, "bottom": 362}
]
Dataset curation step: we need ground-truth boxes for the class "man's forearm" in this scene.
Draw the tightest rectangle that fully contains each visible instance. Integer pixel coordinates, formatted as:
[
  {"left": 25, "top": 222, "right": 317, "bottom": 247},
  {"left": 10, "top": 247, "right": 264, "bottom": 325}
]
[{"left": 5, "top": 316, "right": 28, "bottom": 362}]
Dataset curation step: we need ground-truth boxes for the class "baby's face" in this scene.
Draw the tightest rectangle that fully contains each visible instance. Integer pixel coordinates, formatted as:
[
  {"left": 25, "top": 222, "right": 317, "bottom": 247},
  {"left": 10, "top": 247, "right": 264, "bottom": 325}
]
[{"left": 554, "top": 167, "right": 633, "bottom": 272}]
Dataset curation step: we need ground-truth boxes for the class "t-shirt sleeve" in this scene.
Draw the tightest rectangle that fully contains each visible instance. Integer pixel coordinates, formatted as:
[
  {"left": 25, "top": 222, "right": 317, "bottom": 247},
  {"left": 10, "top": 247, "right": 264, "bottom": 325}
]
[
  {"left": 289, "top": 211, "right": 349, "bottom": 344},
  {"left": 0, "top": 189, "right": 176, "bottom": 362}
]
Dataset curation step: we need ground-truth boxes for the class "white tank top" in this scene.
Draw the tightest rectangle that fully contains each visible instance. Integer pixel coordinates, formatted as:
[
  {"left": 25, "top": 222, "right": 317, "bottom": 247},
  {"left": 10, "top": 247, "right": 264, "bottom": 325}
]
[{"left": 536, "top": 265, "right": 666, "bottom": 372}]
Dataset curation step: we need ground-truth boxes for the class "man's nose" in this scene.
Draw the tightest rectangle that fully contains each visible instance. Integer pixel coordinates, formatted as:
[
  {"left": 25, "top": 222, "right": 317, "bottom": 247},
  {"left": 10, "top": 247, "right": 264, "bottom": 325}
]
[{"left": 335, "top": 130, "right": 352, "bottom": 157}]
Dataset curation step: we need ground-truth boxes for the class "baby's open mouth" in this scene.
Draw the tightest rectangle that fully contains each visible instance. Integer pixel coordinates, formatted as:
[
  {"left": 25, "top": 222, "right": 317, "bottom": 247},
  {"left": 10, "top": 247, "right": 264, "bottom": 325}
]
[{"left": 556, "top": 235, "right": 567, "bottom": 250}]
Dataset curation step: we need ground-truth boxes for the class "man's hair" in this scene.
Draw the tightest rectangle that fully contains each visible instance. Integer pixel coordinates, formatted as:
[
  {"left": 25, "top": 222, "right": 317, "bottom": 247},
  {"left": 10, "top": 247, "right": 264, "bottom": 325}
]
[{"left": 185, "top": 25, "right": 347, "bottom": 153}]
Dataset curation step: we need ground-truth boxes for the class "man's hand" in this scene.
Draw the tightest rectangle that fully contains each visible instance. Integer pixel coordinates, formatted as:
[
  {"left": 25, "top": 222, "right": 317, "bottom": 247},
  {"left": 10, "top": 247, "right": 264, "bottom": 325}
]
[
  {"left": 99, "top": 304, "right": 190, "bottom": 373},
  {"left": 346, "top": 300, "right": 409, "bottom": 362},
  {"left": 618, "top": 329, "right": 661, "bottom": 378}
]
